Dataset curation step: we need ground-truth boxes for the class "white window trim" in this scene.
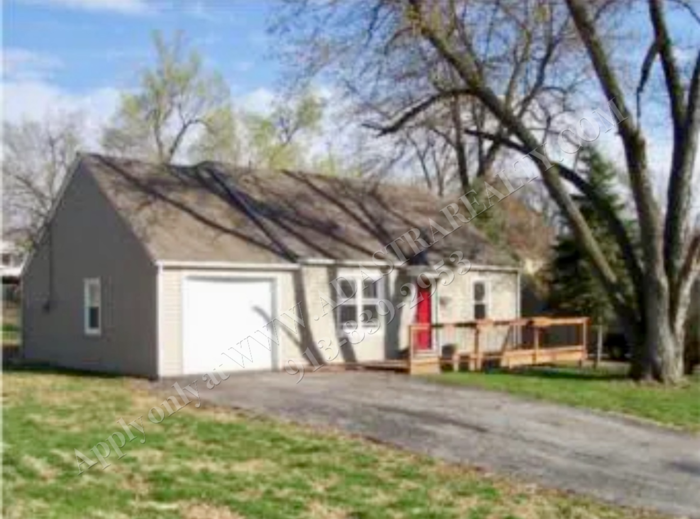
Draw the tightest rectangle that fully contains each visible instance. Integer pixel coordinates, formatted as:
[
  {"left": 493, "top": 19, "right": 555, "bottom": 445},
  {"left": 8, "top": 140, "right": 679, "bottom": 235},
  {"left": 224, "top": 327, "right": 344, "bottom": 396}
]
[
  {"left": 335, "top": 270, "right": 383, "bottom": 330},
  {"left": 84, "top": 278, "right": 102, "bottom": 336},
  {"left": 472, "top": 278, "right": 491, "bottom": 320}
]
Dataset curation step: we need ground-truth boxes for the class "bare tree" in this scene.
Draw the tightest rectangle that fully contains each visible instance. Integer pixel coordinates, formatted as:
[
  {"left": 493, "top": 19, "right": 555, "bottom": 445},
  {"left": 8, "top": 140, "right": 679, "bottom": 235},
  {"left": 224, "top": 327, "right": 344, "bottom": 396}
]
[
  {"left": 2, "top": 114, "right": 83, "bottom": 249},
  {"left": 274, "top": 0, "right": 700, "bottom": 382},
  {"left": 273, "top": 0, "right": 581, "bottom": 193},
  {"left": 368, "top": 94, "right": 503, "bottom": 194},
  {"left": 102, "top": 31, "right": 231, "bottom": 165}
]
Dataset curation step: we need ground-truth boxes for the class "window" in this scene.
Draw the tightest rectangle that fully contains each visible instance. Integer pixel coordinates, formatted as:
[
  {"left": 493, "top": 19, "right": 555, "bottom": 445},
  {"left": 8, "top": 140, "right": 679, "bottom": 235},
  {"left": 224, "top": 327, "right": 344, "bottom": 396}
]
[
  {"left": 473, "top": 280, "right": 489, "bottom": 320},
  {"left": 84, "top": 278, "right": 102, "bottom": 335},
  {"left": 335, "top": 272, "right": 381, "bottom": 330}
]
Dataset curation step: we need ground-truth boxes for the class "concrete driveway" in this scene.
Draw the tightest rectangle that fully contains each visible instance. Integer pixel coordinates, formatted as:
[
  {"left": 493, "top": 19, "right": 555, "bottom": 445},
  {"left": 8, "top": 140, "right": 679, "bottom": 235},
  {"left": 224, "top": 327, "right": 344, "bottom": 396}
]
[{"left": 164, "top": 371, "right": 700, "bottom": 517}]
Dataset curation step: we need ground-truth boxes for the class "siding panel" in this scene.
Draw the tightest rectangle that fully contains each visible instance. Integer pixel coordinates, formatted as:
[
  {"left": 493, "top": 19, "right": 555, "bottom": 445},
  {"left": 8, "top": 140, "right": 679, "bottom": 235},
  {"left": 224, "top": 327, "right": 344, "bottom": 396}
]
[
  {"left": 157, "top": 264, "right": 520, "bottom": 375},
  {"left": 22, "top": 166, "right": 157, "bottom": 377}
]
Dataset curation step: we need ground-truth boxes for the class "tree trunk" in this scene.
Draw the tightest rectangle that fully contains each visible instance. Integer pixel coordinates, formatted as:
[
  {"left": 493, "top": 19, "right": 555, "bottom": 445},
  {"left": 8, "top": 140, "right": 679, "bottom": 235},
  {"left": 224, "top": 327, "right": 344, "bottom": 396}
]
[
  {"left": 450, "top": 97, "right": 469, "bottom": 192},
  {"left": 630, "top": 280, "right": 685, "bottom": 383}
]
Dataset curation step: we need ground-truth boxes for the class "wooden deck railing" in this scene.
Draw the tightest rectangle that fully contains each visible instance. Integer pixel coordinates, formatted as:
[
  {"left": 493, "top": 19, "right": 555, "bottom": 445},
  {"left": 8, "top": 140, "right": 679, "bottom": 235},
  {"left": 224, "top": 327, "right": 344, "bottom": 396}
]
[{"left": 409, "top": 317, "right": 589, "bottom": 371}]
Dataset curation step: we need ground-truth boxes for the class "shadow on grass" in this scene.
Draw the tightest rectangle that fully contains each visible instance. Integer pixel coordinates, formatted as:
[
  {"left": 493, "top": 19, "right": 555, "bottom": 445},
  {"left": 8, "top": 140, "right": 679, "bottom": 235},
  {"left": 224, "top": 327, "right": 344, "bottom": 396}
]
[
  {"left": 3, "top": 360, "right": 124, "bottom": 379},
  {"left": 482, "top": 364, "right": 630, "bottom": 382}
]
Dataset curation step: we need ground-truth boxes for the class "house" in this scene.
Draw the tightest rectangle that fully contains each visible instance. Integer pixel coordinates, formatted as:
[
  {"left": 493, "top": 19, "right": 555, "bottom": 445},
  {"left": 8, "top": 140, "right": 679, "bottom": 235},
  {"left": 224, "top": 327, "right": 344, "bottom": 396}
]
[
  {"left": 22, "top": 153, "right": 521, "bottom": 378},
  {"left": 1, "top": 239, "right": 25, "bottom": 280},
  {"left": 1, "top": 239, "right": 24, "bottom": 303}
]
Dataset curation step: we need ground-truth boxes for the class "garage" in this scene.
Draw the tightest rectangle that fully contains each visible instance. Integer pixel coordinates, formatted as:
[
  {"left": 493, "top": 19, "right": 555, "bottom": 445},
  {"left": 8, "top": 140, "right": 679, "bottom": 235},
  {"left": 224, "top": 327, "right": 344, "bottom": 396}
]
[{"left": 182, "top": 276, "right": 276, "bottom": 375}]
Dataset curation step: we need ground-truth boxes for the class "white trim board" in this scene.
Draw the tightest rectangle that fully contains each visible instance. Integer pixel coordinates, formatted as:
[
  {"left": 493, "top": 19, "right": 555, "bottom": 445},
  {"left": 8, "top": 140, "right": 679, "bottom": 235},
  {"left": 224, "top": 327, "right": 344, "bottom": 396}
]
[
  {"left": 158, "top": 261, "right": 300, "bottom": 271},
  {"left": 157, "top": 259, "right": 520, "bottom": 273}
]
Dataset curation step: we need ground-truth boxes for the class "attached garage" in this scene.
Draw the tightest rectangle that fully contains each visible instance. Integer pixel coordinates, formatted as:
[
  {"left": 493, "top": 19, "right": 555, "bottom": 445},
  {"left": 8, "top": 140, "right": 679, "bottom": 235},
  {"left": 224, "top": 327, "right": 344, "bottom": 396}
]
[{"left": 181, "top": 276, "right": 278, "bottom": 375}]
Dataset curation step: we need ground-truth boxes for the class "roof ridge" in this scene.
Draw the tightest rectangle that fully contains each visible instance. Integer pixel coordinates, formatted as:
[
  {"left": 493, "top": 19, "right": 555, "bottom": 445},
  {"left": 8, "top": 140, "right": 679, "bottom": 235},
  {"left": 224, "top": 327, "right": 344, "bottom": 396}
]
[{"left": 80, "top": 151, "right": 441, "bottom": 197}]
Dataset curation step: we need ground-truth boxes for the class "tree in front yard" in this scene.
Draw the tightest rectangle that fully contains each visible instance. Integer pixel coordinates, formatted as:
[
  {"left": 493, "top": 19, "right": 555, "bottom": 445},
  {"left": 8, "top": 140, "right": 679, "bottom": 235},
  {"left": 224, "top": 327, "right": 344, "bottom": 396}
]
[
  {"left": 271, "top": 0, "right": 700, "bottom": 383},
  {"left": 548, "top": 147, "right": 634, "bottom": 328}
]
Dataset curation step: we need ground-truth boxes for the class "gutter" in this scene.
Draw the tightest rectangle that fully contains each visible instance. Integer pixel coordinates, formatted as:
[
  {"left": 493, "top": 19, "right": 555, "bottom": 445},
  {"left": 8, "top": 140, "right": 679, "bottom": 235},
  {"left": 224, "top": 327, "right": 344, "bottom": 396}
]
[
  {"left": 156, "top": 260, "right": 301, "bottom": 270},
  {"left": 156, "top": 259, "right": 522, "bottom": 273}
]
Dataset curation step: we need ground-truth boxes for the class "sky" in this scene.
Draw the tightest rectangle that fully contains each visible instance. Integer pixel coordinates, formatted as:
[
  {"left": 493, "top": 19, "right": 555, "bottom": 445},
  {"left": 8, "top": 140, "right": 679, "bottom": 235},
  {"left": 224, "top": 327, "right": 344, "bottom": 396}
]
[
  {"left": 2, "top": 0, "right": 282, "bottom": 140},
  {"left": 1, "top": 0, "right": 697, "bottom": 191}
]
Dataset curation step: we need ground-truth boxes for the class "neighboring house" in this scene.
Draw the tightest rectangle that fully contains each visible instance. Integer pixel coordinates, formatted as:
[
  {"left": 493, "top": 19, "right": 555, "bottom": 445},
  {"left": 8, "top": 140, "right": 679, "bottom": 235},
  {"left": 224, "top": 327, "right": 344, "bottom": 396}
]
[
  {"left": 1, "top": 239, "right": 25, "bottom": 303},
  {"left": 1, "top": 239, "right": 25, "bottom": 281},
  {"left": 22, "top": 153, "right": 520, "bottom": 378}
]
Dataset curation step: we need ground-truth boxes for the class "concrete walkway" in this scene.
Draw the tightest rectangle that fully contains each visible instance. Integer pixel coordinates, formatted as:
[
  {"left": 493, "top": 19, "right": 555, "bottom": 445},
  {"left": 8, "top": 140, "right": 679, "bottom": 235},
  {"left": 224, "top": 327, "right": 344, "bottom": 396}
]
[{"left": 162, "top": 371, "right": 700, "bottom": 517}]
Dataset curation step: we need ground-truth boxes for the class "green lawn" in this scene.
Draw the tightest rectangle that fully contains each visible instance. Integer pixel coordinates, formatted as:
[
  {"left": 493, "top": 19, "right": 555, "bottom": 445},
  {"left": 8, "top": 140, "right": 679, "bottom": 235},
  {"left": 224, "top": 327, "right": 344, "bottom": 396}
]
[
  {"left": 2, "top": 322, "right": 19, "bottom": 332},
  {"left": 2, "top": 322, "right": 20, "bottom": 344},
  {"left": 2, "top": 371, "right": 667, "bottom": 519},
  {"left": 2, "top": 306, "right": 21, "bottom": 346},
  {"left": 429, "top": 364, "right": 700, "bottom": 431}
]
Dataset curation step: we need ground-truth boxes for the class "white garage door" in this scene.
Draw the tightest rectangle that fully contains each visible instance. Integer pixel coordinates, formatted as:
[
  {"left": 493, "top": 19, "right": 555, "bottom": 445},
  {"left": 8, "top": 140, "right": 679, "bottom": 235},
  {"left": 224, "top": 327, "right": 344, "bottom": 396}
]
[{"left": 182, "top": 277, "right": 275, "bottom": 375}]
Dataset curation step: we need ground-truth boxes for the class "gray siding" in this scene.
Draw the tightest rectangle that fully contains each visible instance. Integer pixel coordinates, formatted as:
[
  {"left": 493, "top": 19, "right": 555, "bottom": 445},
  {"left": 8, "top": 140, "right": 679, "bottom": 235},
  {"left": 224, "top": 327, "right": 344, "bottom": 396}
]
[
  {"left": 158, "top": 266, "right": 387, "bottom": 377},
  {"left": 434, "top": 269, "right": 519, "bottom": 353},
  {"left": 22, "top": 165, "right": 158, "bottom": 377},
  {"left": 158, "top": 264, "right": 520, "bottom": 376}
]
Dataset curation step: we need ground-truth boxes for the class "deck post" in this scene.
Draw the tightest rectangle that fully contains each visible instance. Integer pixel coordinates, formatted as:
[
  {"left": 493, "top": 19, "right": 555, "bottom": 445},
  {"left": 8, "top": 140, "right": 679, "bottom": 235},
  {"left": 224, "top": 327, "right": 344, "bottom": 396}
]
[
  {"left": 595, "top": 323, "right": 603, "bottom": 368},
  {"left": 474, "top": 323, "right": 482, "bottom": 370},
  {"left": 448, "top": 323, "right": 458, "bottom": 371},
  {"left": 582, "top": 319, "right": 589, "bottom": 367},
  {"left": 533, "top": 322, "right": 540, "bottom": 364}
]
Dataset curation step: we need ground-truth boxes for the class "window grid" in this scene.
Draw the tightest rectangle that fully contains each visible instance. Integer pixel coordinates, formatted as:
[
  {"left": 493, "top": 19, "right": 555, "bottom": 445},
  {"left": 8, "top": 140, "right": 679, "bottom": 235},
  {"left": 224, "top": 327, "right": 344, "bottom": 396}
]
[
  {"left": 84, "top": 278, "right": 102, "bottom": 336},
  {"left": 473, "top": 279, "right": 489, "bottom": 320},
  {"left": 336, "top": 273, "right": 382, "bottom": 330}
]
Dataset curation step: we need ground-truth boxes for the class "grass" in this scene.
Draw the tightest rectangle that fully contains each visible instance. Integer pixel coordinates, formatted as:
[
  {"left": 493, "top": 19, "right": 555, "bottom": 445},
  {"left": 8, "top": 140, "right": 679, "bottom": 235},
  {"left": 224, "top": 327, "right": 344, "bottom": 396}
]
[
  {"left": 2, "top": 370, "right": 668, "bottom": 519},
  {"left": 428, "top": 364, "right": 700, "bottom": 431},
  {"left": 3, "top": 322, "right": 20, "bottom": 344},
  {"left": 2, "top": 304, "right": 21, "bottom": 346}
]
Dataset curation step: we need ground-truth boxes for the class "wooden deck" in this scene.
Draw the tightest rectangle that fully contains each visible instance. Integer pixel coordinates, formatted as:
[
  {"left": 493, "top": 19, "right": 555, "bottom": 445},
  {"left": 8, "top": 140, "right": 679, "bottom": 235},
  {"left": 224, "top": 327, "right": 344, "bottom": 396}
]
[
  {"left": 344, "top": 355, "right": 441, "bottom": 375},
  {"left": 356, "top": 317, "right": 589, "bottom": 375}
]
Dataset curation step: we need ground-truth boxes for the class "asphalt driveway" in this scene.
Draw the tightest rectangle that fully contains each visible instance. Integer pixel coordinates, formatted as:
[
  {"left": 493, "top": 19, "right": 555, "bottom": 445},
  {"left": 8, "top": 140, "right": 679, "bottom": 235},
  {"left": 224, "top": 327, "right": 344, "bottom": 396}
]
[{"left": 161, "top": 371, "right": 700, "bottom": 517}]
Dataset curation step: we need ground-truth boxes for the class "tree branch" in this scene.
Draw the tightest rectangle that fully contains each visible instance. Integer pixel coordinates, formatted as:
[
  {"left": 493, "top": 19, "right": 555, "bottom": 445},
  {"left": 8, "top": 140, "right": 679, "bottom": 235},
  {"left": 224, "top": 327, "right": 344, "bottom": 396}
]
[
  {"left": 669, "top": 0, "right": 700, "bottom": 25},
  {"left": 363, "top": 89, "right": 472, "bottom": 136},
  {"left": 649, "top": 0, "right": 694, "bottom": 293},
  {"left": 463, "top": 127, "right": 645, "bottom": 312},
  {"left": 679, "top": 231, "right": 700, "bottom": 290},
  {"left": 636, "top": 40, "right": 659, "bottom": 121},
  {"left": 667, "top": 48, "right": 700, "bottom": 322},
  {"left": 407, "top": 0, "right": 631, "bottom": 321},
  {"left": 167, "top": 118, "right": 203, "bottom": 163},
  {"left": 674, "top": 230, "right": 700, "bottom": 337},
  {"left": 649, "top": 0, "right": 686, "bottom": 130},
  {"left": 566, "top": 0, "right": 665, "bottom": 318}
]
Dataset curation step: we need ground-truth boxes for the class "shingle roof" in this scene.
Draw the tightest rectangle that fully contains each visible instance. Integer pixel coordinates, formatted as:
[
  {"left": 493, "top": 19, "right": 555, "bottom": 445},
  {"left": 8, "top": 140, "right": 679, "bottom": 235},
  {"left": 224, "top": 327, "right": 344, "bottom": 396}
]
[{"left": 81, "top": 153, "right": 518, "bottom": 267}]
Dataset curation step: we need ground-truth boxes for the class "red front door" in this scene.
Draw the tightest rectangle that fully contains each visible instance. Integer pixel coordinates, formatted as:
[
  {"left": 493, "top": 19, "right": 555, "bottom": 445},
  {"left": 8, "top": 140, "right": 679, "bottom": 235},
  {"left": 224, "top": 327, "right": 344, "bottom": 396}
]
[{"left": 415, "top": 285, "right": 432, "bottom": 350}]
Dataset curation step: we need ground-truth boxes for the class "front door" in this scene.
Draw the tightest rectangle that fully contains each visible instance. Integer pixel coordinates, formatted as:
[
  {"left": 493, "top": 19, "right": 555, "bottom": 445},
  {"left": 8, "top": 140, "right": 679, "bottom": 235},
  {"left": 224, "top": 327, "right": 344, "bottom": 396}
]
[{"left": 415, "top": 284, "right": 432, "bottom": 350}]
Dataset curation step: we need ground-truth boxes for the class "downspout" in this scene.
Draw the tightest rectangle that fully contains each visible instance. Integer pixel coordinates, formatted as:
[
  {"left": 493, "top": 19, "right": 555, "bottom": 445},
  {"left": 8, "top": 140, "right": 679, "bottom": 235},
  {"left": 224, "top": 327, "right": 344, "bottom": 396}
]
[
  {"left": 516, "top": 269, "right": 522, "bottom": 346},
  {"left": 156, "top": 262, "right": 163, "bottom": 380},
  {"left": 43, "top": 222, "right": 54, "bottom": 312}
]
